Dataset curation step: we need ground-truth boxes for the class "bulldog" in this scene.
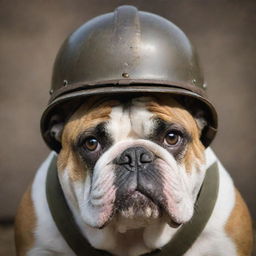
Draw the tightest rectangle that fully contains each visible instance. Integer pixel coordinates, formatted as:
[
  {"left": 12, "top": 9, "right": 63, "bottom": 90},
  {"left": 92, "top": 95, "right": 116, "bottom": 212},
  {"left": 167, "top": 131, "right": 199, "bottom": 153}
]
[{"left": 15, "top": 95, "right": 253, "bottom": 256}]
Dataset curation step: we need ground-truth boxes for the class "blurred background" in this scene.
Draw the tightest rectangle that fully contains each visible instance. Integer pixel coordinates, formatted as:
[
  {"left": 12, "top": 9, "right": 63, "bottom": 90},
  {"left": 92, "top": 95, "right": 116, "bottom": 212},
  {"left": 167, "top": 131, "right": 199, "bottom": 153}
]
[{"left": 0, "top": 0, "right": 255, "bottom": 255}]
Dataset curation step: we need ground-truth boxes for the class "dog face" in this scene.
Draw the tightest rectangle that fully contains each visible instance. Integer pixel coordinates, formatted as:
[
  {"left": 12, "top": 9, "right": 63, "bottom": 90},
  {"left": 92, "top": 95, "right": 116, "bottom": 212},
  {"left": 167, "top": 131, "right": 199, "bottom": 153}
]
[{"left": 56, "top": 95, "right": 206, "bottom": 231}]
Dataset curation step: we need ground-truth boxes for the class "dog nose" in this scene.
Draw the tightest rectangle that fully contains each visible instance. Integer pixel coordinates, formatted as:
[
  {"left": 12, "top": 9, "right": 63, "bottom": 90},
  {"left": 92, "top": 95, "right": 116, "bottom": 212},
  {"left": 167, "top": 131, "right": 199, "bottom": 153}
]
[{"left": 116, "top": 147, "right": 154, "bottom": 171}]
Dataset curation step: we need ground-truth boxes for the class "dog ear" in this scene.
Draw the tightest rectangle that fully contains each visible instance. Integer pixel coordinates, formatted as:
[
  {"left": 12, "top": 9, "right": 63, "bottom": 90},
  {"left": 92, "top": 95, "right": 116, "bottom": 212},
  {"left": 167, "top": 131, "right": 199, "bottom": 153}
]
[
  {"left": 50, "top": 123, "right": 64, "bottom": 142},
  {"left": 194, "top": 112, "right": 208, "bottom": 132},
  {"left": 49, "top": 115, "right": 64, "bottom": 143},
  {"left": 48, "top": 114, "right": 65, "bottom": 143},
  {"left": 175, "top": 96, "right": 208, "bottom": 132}
]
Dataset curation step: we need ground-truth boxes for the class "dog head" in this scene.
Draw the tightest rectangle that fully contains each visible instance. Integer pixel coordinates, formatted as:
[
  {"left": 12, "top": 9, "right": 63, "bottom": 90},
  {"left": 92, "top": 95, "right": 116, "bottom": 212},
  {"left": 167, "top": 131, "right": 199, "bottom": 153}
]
[{"left": 54, "top": 95, "right": 206, "bottom": 232}]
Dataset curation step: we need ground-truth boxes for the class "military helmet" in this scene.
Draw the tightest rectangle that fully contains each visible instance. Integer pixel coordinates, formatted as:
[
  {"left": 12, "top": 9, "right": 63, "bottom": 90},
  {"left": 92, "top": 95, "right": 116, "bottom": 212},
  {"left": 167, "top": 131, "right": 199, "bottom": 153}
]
[{"left": 41, "top": 5, "right": 218, "bottom": 152}]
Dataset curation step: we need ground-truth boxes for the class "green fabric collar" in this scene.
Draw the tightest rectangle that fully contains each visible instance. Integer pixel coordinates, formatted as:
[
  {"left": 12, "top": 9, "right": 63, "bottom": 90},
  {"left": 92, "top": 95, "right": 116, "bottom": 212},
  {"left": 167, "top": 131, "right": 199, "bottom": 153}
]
[{"left": 46, "top": 155, "right": 219, "bottom": 256}]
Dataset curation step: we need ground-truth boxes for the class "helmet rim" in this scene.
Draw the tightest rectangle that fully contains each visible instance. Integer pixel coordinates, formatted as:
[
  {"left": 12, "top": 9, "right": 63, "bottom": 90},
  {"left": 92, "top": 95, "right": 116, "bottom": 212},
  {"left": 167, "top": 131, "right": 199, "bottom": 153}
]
[{"left": 41, "top": 84, "right": 218, "bottom": 152}]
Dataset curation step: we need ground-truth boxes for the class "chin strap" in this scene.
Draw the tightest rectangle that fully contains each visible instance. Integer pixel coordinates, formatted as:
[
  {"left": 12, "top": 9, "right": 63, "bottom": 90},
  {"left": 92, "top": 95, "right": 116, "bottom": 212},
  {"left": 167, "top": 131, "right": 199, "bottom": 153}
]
[{"left": 46, "top": 154, "right": 219, "bottom": 256}]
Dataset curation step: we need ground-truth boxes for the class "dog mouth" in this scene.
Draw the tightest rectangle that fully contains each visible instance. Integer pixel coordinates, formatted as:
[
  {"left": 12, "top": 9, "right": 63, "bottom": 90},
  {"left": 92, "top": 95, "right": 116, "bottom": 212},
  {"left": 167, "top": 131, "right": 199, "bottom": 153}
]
[
  {"left": 115, "top": 190, "right": 161, "bottom": 219},
  {"left": 109, "top": 189, "right": 182, "bottom": 229},
  {"left": 86, "top": 145, "right": 192, "bottom": 229},
  {"left": 89, "top": 186, "right": 183, "bottom": 230}
]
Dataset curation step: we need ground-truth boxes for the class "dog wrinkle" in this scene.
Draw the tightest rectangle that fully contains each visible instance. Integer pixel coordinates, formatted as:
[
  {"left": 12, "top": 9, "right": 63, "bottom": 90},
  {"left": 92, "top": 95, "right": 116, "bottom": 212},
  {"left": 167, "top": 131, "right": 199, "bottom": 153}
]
[
  {"left": 98, "top": 138, "right": 195, "bottom": 231},
  {"left": 154, "top": 158, "right": 194, "bottom": 224},
  {"left": 107, "top": 97, "right": 155, "bottom": 142},
  {"left": 129, "top": 100, "right": 155, "bottom": 138},
  {"left": 108, "top": 105, "right": 132, "bottom": 141},
  {"left": 80, "top": 162, "right": 117, "bottom": 228}
]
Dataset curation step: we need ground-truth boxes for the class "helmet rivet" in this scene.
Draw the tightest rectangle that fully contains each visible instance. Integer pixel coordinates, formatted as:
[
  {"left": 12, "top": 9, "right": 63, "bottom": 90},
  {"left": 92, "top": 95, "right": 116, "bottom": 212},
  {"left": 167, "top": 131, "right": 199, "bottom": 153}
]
[
  {"left": 49, "top": 89, "right": 54, "bottom": 95},
  {"left": 122, "top": 72, "right": 129, "bottom": 78},
  {"left": 192, "top": 79, "right": 197, "bottom": 84},
  {"left": 63, "top": 80, "right": 68, "bottom": 86}
]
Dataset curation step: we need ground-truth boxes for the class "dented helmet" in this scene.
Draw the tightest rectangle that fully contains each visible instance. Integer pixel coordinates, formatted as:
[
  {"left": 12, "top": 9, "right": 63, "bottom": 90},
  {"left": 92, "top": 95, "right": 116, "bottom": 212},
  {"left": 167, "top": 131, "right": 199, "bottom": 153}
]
[{"left": 41, "top": 5, "right": 218, "bottom": 152}]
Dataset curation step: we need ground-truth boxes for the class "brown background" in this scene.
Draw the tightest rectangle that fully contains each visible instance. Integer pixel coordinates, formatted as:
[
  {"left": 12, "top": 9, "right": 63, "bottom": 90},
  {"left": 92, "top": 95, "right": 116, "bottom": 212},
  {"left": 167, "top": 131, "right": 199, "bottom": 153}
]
[{"left": 0, "top": 0, "right": 255, "bottom": 254}]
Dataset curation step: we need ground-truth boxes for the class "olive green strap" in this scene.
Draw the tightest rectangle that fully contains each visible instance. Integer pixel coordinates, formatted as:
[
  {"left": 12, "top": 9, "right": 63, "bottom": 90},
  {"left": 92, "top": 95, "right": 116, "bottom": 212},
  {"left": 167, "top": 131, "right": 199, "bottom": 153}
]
[
  {"left": 152, "top": 161, "right": 219, "bottom": 256},
  {"left": 46, "top": 154, "right": 111, "bottom": 256},
  {"left": 46, "top": 155, "right": 219, "bottom": 256}
]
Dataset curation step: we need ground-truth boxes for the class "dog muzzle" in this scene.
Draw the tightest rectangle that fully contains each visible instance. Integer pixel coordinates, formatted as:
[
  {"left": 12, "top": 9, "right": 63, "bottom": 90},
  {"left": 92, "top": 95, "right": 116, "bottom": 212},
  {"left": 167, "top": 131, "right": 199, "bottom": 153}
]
[{"left": 46, "top": 154, "right": 219, "bottom": 256}]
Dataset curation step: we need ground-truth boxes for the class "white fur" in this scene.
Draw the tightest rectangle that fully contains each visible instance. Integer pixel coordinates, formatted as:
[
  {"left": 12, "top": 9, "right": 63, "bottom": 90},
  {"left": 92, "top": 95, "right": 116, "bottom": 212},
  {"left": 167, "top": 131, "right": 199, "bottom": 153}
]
[
  {"left": 70, "top": 99, "right": 201, "bottom": 234},
  {"left": 28, "top": 98, "right": 237, "bottom": 256},
  {"left": 28, "top": 152, "right": 74, "bottom": 255},
  {"left": 107, "top": 97, "right": 155, "bottom": 142},
  {"left": 29, "top": 148, "right": 236, "bottom": 256}
]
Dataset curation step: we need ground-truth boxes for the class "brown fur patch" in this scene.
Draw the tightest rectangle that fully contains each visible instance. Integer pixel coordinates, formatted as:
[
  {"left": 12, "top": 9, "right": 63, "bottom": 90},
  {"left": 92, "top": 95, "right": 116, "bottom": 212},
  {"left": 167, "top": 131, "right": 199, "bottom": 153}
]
[
  {"left": 225, "top": 189, "right": 253, "bottom": 256},
  {"left": 14, "top": 185, "right": 36, "bottom": 256},
  {"left": 58, "top": 99, "right": 120, "bottom": 181},
  {"left": 58, "top": 95, "right": 204, "bottom": 179},
  {"left": 146, "top": 96, "right": 205, "bottom": 171}
]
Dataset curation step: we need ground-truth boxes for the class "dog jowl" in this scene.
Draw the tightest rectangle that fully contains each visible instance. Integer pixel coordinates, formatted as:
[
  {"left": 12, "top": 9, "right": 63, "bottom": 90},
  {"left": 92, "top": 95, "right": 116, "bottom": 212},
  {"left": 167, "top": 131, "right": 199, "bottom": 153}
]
[{"left": 57, "top": 96, "right": 205, "bottom": 231}]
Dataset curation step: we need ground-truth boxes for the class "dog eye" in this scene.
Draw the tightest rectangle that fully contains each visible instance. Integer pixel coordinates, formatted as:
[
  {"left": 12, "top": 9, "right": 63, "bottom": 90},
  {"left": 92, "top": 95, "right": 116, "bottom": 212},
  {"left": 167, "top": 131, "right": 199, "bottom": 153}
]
[
  {"left": 84, "top": 137, "right": 99, "bottom": 151},
  {"left": 164, "top": 131, "right": 182, "bottom": 146}
]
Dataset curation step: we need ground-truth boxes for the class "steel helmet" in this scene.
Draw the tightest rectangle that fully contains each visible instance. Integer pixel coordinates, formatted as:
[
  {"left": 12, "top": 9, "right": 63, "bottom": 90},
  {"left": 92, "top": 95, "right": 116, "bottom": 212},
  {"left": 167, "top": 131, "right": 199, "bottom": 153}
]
[{"left": 41, "top": 5, "right": 218, "bottom": 152}]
